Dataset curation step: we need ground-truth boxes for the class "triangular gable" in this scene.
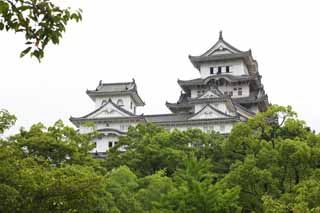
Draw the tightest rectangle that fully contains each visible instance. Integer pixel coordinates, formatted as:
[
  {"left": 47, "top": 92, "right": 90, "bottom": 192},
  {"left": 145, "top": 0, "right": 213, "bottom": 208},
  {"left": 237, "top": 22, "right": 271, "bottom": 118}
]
[
  {"left": 201, "top": 32, "right": 242, "bottom": 57},
  {"left": 202, "top": 40, "right": 241, "bottom": 56},
  {"left": 189, "top": 104, "right": 234, "bottom": 120},
  {"left": 198, "top": 89, "right": 223, "bottom": 99},
  {"left": 84, "top": 100, "right": 134, "bottom": 119}
]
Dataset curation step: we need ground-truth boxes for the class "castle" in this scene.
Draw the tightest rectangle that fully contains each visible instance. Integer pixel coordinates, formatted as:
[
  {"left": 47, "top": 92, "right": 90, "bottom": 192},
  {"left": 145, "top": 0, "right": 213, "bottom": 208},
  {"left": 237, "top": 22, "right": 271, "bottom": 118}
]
[{"left": 70, "top": 32, "right": 269, "bottom": 156}]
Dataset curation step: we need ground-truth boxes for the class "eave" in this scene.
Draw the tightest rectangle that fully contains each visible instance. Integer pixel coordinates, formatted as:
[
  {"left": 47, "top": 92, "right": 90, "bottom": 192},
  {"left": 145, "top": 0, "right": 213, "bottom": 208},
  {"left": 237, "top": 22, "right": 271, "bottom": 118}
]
[
  {"left": 177, "top": 74, "right": 258, "bottom": 93},
  {"left": 69, "top": 116, "right": 145, "bottom": 127},
  {"left": 86, "top": 90, "right": 145, "bottom": 106},
  {"left": 154, "top": 117, "right": 240, "bottom": 126},
  {"left": 233, "top": 94, "right": 268, "bottom": 105}
]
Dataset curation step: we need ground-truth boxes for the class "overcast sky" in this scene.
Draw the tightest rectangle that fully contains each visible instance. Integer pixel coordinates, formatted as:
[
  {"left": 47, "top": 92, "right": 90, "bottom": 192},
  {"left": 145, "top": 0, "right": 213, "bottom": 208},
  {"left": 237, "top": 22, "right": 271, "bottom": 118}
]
[{"left": 1, "top": 0, "right": 319, "bottom": 135}]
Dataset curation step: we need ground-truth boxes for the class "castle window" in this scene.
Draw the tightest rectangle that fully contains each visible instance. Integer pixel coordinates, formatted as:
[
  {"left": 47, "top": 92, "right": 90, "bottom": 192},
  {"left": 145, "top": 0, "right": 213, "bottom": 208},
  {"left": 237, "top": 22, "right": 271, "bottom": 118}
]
[
  {"left": 217, "top": 67, "right": 222, "bottom": 74},
  {"left": 101, "top": 100, "right": 107, "bottom": 105},
  {"left": 210, "top": 67, "right": 214, "bottom": 74},
  {"left": 226, "top": 66, "right": 230, "bottom": 73},
  {"left": 238, "top": 88, "right": 242, "bottom": 96},
  {"left": 108, "top": 141, "right": 113, "bottom": 148},
  {"left": 117, "top": 99, "right": 124, "bottom": 106},
  {"left": 229, "top": 91, "right": 233, "bottom": 96},
  {"left": 130, "top": 101, "right": 133, "bottom": 109}
]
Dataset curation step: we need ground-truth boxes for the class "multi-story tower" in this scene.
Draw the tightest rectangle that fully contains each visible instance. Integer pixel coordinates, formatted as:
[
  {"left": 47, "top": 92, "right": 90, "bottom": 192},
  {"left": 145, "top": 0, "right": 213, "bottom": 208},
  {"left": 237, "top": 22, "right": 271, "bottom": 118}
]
[{"left": 70, "top": 32, "right": 269, "bottom": 155}]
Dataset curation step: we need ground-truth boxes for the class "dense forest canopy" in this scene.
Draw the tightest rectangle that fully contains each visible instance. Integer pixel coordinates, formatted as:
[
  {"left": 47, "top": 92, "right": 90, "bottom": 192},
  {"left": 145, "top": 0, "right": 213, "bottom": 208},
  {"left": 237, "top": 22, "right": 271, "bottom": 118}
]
[{"left": 0, "top": 105, "right": 320, "bottom": 212}]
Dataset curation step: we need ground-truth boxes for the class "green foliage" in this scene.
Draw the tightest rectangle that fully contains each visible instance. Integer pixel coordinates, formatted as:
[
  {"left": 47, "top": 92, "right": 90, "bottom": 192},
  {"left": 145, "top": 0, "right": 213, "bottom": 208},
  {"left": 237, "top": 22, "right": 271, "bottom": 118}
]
[
  {"left": 0, "top": 0, "right": 82, "bottom": 61},
  {"left": 1, "top": 105, "right": 320, "bottom": 212},
  {"left": 0, "top": 109, "right": 16, "bottom": 133}
]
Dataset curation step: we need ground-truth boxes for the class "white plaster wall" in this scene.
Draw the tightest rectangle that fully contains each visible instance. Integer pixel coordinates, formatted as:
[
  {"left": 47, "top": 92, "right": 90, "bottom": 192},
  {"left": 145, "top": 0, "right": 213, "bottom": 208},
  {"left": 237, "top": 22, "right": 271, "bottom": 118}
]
[
  {"left": 168, "top": 123, "right": 233, "bottom": 134},
  {"left": 199, "top": 59, "right": 249, "bottom": 79},
  {"left": 92, "top": 135, "right": 118, "bottom": 153},
  {"left": 84, "top": 120, "right": 236, "bottom": 153},
  {"left": 95, "top": 95, "right": 137, "bottom": 114},
  {"left": 218, "top": 84, "right": 250, "bottom": 98}
]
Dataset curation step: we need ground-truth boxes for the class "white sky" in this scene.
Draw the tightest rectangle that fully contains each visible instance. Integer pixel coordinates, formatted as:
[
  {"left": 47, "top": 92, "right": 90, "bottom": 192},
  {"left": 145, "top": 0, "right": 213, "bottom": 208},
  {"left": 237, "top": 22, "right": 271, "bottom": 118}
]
[{"left": 1, "top": 0, "right": 320, "bottom": 135}]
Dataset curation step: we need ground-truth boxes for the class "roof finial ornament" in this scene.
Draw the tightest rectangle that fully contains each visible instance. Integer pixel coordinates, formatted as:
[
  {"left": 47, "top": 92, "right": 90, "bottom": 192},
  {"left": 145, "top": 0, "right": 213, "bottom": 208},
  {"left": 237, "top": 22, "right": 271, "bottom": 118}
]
[
  {"left": 219, "top": 30, "right": 223, "bottom": 40},
  {"left": 99, "top": 80, "right": 102, "bottom": 86}
]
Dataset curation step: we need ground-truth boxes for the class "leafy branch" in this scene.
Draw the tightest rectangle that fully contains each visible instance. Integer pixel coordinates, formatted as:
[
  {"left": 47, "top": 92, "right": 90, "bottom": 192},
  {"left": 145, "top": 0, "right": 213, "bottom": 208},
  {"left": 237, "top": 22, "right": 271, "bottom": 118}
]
[{"left": 0, "top": 0, "right": 82, "bottom": 61}]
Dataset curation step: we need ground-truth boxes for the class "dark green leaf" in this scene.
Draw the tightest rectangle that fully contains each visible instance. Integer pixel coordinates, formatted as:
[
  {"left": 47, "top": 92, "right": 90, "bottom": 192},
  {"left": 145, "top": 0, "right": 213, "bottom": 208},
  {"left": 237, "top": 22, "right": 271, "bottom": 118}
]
[{"left": 20, "top": 47, "right": 32, "bottom": 58}]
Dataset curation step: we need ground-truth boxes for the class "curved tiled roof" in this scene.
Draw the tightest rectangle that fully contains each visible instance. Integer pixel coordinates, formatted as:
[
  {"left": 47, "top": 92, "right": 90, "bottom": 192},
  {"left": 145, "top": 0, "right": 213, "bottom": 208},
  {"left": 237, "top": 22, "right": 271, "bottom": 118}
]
[
  {"left": 86, "top": 80, "right": 145, "bottom": 106},
  {"left": 178, "top": 74, "right": 255, "bottom": 86},
  {"left": 144, "top": 113, "right": 240, "bottom": 124},
  {"left": 233, "top": 94, "right": 268, "bottom": 104}
]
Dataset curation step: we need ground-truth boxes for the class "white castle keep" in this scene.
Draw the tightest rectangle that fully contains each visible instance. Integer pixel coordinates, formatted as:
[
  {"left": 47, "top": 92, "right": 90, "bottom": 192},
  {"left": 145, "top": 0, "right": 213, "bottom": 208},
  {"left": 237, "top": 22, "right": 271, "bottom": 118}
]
[{"left": 70, "top": 32, "right": 269, "bottom": 156}]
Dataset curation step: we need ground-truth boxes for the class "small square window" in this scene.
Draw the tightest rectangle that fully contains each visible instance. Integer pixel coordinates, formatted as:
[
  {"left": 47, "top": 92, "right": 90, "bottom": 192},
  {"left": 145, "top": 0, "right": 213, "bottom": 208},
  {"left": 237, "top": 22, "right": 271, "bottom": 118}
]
[{"left": 108, "top": 142, "right": 113, "bottom": 148}]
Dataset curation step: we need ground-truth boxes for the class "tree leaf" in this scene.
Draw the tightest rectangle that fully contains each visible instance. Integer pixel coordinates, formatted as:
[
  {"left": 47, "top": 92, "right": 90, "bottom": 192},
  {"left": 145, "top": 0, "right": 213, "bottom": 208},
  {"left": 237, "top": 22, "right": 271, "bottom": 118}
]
[{"left": 20, "top": 47, "right": 32, "bottom": 58}]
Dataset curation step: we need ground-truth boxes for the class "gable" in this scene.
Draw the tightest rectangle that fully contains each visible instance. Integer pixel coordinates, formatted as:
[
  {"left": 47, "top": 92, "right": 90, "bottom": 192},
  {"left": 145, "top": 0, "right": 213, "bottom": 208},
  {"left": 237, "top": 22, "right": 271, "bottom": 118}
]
[
  {"left": 189, "top": 104, "right": 231, "bottom": 120},
  {"left": 198, "top": 90, "right": 221, "bottom": 99},
  {"left": 202, "top": 39, "right": 242, "bottom": 57},
  {"left": 86, "top": 102, "right": 132, "bottom": 119}
]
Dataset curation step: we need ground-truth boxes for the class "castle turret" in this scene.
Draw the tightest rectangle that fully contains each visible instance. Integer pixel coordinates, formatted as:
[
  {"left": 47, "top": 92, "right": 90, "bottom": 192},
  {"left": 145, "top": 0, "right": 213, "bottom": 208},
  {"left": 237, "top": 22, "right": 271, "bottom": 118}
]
[{"left": 86, "top": 79, "right": 145, "bottom": 115}]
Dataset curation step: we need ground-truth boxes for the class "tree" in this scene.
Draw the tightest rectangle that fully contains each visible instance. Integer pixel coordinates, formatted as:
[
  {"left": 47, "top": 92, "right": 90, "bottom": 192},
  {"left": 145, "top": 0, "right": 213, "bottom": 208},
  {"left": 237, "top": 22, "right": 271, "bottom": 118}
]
[
  {"left": 0, "top": 114, "right": 110, "bottom": 212},
  {"left": 0, "top": 0, "right": 82, "bottom": 61},
  {"left": 1, "top": 105, "right": 320, "bottom": 212},
  {"left": 160, "top": 156, "right": 240, "bottom": 213},
  {"left": 0, "top": 109, "right": 16, "bottom": 134}
]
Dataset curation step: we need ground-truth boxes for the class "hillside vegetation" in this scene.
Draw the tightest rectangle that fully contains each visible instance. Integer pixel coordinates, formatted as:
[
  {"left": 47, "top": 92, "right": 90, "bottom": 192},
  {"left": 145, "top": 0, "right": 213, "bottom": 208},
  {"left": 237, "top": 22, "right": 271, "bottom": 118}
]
[{"left": 1, "top": 105, "right": 320, "bottom": 212}]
